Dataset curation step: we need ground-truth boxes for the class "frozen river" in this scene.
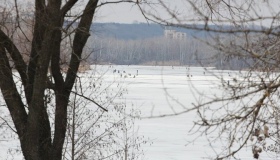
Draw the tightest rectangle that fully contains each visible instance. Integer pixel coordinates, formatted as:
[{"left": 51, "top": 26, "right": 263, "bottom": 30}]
[
  {"left": 102, "top": 65, "right": 253, "bottom": 160},
  {"left": 0, "top": 65, "right": 279, "bottom": 159},
  {"left": 102, "top": 65, "right": 280, "bottom": 160}
]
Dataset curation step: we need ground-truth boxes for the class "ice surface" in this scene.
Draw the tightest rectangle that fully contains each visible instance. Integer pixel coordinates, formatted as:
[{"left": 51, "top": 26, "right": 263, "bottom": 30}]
[{"left": 0, "top": 65, "right": 279, "bottom": 159}]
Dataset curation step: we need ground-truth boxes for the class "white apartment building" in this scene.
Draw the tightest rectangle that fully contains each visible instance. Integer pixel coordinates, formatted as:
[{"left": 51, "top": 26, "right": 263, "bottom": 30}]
[{"left": 164, "top": 29, "right": 187, "bottom": 39}]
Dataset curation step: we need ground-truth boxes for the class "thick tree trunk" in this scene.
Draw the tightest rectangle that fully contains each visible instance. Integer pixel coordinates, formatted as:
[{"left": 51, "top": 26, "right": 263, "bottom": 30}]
[
  {"left": 0, "top": 44, "right": 28, "bottom": 145},
  {"left": 0, "top": 0, "right": 99, "bottom": 159},
  {"left": 52, "top": 92, "right": 69, "bottom": 160},
  {"left": 22, "top": 27, "right": 55, "bottom": 160},
  {"left": 22, "top": 1, "right": 62, "bottom": 159},
  {"left": 27, "top": 0, "right": 47, "bottom": 104}
]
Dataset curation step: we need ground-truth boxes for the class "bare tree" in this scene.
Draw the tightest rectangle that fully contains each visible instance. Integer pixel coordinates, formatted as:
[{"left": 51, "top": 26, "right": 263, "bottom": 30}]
[
  {"left": 59, "top": 68, "right": 146, "bottom": 160},
  {"left": 89, "top": 36, "right": 211, "bottom": 66},
  {"left": 0, "top": 0, "right": 152, "bottom": 160},
  {"left": 4, "top": 0, "right": 279, "bottom": 159},
  {"left": 141, "top": 0, "right": 280, "bottom": 159}
]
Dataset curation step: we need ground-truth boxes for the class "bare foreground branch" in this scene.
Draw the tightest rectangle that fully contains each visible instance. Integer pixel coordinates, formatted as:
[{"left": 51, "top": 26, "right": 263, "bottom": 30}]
[
  {"left": 0, "top": 0, "right": 151, "bottom": 159},
  {"left": 70, "top": 90, "right": 108, "bottom": 112},
  {"left": 140, "top": 1, "right": 280, "bottom": 159},
  {"left": 2, "top": 0, "right": 280, "bottom": 159}
]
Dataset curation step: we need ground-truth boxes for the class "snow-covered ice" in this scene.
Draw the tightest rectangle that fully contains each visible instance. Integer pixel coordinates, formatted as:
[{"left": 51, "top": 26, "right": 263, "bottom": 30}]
[{"left": 1, "top": 65, "right": 280, "bottom": 159}]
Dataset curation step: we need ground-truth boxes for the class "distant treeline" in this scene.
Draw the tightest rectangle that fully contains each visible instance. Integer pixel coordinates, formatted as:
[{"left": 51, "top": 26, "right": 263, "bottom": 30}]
[
  {"left": 90, "top": 23, "right": 211, "bottom": 40},
  {"left": 90, "top": 23, "right": 261, "bottom": 40},
  {"left": 85, "top": 23, "right": 258, "bottom": 69},
  {"left": 86, "top": 37, "right": 253, "bottom": 69},
  {"left": 87, "top": 36, "right": 217, "bottom": 67}
]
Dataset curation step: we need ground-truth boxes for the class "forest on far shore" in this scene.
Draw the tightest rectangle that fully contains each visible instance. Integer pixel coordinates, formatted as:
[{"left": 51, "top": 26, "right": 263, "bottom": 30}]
[{"left": 85, "top": 23, "right": 260, "bottom": 70}]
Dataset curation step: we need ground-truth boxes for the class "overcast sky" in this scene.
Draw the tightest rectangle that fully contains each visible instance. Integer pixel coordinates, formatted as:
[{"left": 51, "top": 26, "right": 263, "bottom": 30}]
[
  {"left": 19, "top": 0, "right": 162, "bottom": 23},
  {"left": 94, "top": 0, "right": 187, "bottom": 23},
  {"left": 93, "top": 0, "right": 278, "bottom": 27},
  {"left": 95, "top": 3, "right": 147, "bottom": 23},
  {"left": 15, "top": 0, "right": 280, "bottom": 26}
]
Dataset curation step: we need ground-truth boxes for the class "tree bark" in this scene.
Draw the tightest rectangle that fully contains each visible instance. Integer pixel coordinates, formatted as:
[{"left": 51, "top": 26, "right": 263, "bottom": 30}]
[
  {"left": 0, "top": 44, "right": 27, "bottom": 148},
  {"left": 0, "top": 0, "right": 99, "bottom": 159}
]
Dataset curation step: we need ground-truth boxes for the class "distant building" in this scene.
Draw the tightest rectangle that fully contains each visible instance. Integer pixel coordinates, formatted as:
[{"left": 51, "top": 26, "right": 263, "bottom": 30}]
[{"left": 164, "top": 29, "right": 186, "bottom": 39}]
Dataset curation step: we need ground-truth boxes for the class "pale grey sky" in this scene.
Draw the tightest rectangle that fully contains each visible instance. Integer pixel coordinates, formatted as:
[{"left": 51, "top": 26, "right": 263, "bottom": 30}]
[
  {"left": 16, "top": 0, "right": 280, "bottom": 26},
  {"left": 95, "top": 2, "right": 148, "bottom": 23},
  {"left": 94, "top": 0, "right": 187, "bottom": 23},
  {"left": 94, "top": 0, "right": 278, "bottom": 26}
]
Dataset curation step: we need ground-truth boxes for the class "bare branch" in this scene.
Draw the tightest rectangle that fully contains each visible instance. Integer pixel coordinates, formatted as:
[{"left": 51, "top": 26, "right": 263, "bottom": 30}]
[{"left": 70, "top": 90, "right": 108, "bottom": 112}]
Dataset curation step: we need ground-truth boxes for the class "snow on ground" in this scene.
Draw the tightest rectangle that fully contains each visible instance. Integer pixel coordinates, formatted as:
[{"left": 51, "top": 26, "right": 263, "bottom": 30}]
[{"left": 0, "top": 65, "right": 279, "bottom": 159}]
